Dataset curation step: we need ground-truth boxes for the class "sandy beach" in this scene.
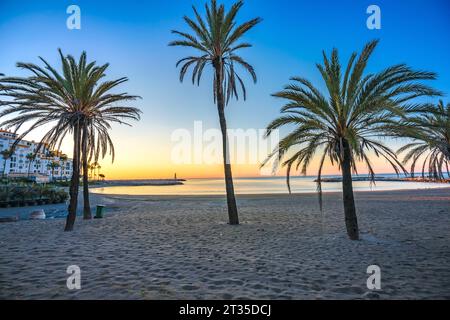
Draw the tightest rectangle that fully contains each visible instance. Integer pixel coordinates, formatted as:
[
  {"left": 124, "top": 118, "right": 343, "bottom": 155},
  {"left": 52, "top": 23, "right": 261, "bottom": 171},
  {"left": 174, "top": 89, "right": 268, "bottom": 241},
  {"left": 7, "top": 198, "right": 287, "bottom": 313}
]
[{"left": 1, "top": 188, "right": 450, "bottom": 300}]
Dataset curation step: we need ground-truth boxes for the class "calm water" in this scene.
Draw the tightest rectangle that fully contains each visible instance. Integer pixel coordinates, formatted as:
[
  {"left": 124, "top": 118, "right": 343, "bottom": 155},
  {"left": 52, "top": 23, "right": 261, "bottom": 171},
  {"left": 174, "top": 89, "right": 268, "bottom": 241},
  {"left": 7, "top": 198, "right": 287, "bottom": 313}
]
[{"left": 91, "top": 176, "right": 450, "bottom": 196}]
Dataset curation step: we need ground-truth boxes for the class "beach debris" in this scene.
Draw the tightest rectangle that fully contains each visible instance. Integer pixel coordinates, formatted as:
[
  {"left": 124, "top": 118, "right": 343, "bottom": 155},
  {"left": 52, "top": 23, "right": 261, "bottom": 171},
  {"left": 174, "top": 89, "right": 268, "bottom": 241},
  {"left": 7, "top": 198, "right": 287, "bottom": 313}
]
[{"left": 29, "top": 209, "right": 46, "bottom": 220}]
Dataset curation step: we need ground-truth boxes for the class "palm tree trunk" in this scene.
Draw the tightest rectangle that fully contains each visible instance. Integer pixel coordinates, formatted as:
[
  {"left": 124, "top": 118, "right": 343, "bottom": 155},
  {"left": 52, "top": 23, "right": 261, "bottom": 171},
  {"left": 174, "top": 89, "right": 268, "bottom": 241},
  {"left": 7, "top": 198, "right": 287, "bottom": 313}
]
[
  {"left": 65, "top": 122, "right": 81, "bottom": 231},
  {"left": 82, "top": 127, "right": 92, "bottom": 220},
  {"left": 341, "top": 139, "right": 359, "bottom": 240},
  {"left": 215, "top": 62, "right": 239, "bottom": 225}
]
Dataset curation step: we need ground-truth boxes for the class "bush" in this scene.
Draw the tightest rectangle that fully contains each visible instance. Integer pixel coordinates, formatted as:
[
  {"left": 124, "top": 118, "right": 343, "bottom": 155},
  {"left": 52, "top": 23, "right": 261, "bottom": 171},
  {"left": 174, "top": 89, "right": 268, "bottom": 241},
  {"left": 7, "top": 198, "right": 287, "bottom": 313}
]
[{"left": 0, "top": 183, "right": 68, "bottom": 207}]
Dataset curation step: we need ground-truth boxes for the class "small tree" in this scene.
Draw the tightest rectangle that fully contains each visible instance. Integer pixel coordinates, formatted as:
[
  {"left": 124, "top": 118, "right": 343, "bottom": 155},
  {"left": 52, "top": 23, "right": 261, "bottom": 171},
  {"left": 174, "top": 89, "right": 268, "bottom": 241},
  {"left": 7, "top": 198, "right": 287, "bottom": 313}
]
[
  {"left": 96, "top": 164, "right": 102, "bottom": 181},
  {"left": 1, "top": 149, "right": 13, "bottom": 177},
  {"left": 47, "top": 161, "right": 60, "bottom": 182},
  {"left": 26, "top": 153, "right": 35, "bottom": 178}
]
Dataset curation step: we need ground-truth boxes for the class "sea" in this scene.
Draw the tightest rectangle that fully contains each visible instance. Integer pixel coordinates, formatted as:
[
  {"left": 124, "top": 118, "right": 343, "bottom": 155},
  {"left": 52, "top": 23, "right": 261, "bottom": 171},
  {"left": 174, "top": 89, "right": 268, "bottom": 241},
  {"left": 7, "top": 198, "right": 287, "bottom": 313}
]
[{"left": 90, "top": 174, "right": 450, "bottom": 196}]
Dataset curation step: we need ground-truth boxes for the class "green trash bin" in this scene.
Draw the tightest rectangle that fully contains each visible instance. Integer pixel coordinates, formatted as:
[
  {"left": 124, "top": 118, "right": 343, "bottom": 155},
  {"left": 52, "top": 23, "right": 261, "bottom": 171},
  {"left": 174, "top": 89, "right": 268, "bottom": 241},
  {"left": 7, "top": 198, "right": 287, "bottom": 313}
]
[{"left": 95, "top": 205, "right": 105, "bottom": 219}]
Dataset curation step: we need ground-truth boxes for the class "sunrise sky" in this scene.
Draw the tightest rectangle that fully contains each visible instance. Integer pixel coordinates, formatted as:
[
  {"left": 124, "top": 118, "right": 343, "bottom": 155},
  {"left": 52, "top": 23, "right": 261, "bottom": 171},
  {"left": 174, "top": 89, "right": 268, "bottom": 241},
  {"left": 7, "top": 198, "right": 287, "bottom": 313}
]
[{"left": 1, "top": 0, "right": 449, "bottom": 179}]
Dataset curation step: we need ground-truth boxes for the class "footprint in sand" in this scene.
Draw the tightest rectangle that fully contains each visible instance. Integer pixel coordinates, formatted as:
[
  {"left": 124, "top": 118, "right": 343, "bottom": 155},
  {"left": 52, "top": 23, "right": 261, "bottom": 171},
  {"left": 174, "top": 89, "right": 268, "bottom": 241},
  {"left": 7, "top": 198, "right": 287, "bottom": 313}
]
[
  {"left": 181, "top": 284, "right": 199, "bottom": 291},
  {"left": 332, "top": 286, "right": 365, "bottom": 294}
]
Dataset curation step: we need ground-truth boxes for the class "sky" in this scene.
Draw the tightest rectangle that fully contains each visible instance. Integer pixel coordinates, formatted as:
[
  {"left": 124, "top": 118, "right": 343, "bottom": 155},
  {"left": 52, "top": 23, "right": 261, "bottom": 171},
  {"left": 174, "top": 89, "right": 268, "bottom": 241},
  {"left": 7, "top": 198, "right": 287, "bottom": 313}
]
[{"left": 0, "top": 0, "right": 449, "bottom": 179}]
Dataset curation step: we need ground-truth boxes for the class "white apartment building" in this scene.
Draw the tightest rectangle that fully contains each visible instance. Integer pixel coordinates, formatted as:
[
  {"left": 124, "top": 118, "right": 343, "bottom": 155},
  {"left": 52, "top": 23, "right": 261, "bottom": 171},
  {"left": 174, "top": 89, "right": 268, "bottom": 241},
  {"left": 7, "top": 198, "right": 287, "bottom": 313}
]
[{"left": 0, "top": 130, "right": 73, "bottom": 182}]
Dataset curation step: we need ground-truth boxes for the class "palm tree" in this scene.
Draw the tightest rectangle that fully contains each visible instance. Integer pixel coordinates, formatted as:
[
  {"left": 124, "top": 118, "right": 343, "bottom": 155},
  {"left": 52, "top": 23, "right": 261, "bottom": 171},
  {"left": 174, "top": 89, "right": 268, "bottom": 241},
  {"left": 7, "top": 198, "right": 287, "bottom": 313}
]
[
  {"left": 96, "top": 164, "right": 102, "bottom": 181},
  {"left": 88, "top": 163, "right": 94, "bottom": 179},
  {"left": 1, "top": 149, "right": 13, "bottom": 177},
  {"left": 47, "top": 161, "right": 60, "bottom": 181},
  {"left": 264, "top": 40, "right": 440, "bottom": 240},
  {"left": 398, "top": 101, "right": 450, "bottom": 180},
  {"left": 90, "top": 161, "right": 101, "bottom": 181},
  {"left": 99, "top": 173, "right": 105, "bottom": 181},
  {"left": 0, "top": 50, "right": 141, "bottom": 230},
  {"left": 35, "top": 159, "right": 41, "bottom": 174},
  {"left": 91, "top": 162, "right": 99, "bottom": 181},
  {"left": 26, "top": 153, "right": 35, "bottom": 178},
  {"left": 59, "top": 154, "right": 68, "bottom": 181},
  {"left": 170, "top": 0, "right": 261, "bottom": 225}
]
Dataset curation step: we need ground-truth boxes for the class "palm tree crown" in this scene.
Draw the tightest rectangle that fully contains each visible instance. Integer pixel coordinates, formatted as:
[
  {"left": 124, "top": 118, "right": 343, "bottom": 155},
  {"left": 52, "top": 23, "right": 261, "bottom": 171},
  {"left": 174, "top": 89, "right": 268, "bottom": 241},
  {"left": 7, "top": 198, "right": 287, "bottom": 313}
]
[
  {"left": 398, "top": 101, "right": 450, "bottom": 180},
  {"left": 47, "top": 161, "right": 60, "bottom": 169},
  {"left": 169, "top": 0, "right": 262, "bottom": 104},
  {"left": 1, "top": 148, "right": 13, "bottom": 176},
  {"left": 1, "top": 149, "right": 13, "bottom": 160},
  {"left": 0, "top": 49, "right": 141, "bottom": 159}
]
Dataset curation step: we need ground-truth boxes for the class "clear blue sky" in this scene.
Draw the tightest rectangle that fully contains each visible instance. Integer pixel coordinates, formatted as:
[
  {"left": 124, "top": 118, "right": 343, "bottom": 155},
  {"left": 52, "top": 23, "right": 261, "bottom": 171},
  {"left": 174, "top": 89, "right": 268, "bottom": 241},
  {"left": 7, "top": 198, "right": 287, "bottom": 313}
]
[{"left": 0, "top": 0, "right": 449, "bottom": 178}]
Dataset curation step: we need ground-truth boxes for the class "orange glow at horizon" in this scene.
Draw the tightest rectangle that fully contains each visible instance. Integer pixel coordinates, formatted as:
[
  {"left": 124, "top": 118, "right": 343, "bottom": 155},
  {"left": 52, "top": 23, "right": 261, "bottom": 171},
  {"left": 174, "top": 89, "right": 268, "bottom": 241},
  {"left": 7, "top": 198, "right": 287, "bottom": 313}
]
[
  {"left": 24, "top": 126, "right": 409, "bottom": 181},
  {"left": 98, "top": 154, "right": 404, "bottom": 180}
]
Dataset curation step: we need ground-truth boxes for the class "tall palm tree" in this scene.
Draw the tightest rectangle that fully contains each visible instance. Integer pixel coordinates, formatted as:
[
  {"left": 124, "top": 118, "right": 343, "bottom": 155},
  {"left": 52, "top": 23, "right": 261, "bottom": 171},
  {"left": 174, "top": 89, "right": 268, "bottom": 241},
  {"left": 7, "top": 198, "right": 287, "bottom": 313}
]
[
  {"left": 91, "top": 161, "right": 99, "bottom": 181},
  {"left": 264, "top": 40, "right": 440, "bottom": 240},
  {"left": 26, "top": 152, "right": 35, "bottom": 178},
  {"left": 398, "top": 101, "right": 450, "bottom": 180},
  {"left": 0, "top": 50, "right": 141, "bottom": 231},
  {"left": 1, "top": 148, "right": 13, "bottom": 177},
  {"left": 95, "top": 164, "right": 101, "bottom": 181},
  {"left": 170, "top": 0, "right": 261, "bottom": 225},
  {"left": 59, "top": 154, "right": 68, "bottom": 180},
  {"left": 88, "top": 163, "right": 94, "bottom": 179},
  {"left": 47, "top": 161, "right": 60, "bottom": 181}
]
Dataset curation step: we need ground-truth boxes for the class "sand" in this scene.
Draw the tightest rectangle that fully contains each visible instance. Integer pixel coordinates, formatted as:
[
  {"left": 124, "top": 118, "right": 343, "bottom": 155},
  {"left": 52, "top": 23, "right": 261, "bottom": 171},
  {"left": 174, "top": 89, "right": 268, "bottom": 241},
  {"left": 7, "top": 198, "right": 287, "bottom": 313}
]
[{"left": 0, "top": 188, "right": 449, "bottom": 300}]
